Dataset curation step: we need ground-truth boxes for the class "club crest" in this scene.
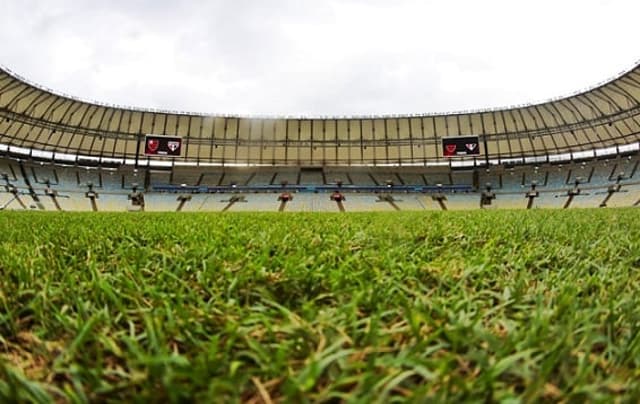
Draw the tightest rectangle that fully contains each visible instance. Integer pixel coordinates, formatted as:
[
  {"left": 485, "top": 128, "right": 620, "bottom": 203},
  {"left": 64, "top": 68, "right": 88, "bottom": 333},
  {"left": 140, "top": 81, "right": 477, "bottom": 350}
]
[
  {"left": 167, "top": 141, "right": 180, "bottom": 152},
  {"left": 147, "top": 139, "right": 159, "bottom": 152}
]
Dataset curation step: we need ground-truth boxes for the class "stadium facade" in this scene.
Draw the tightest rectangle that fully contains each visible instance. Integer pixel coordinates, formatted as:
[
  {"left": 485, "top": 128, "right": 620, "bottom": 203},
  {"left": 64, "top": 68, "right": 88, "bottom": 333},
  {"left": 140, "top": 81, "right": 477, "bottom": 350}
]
[{"left": 1, "top": 63, "right": 640, "bottom": 211}]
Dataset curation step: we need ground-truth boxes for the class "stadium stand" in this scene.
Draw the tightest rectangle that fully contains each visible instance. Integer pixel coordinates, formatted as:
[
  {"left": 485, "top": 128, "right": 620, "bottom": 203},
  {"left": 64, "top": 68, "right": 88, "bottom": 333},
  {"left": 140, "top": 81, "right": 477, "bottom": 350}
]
[
  {"left": 170, "top": 168, "right": 202, "bottom": 186},
  {"left": 606, "top": 183, "right": 640, "bottom": 207},
  {"left": 425, "top": 172, "right": 452, "bottom": 186},
  {"left": 273, "top": 171, "right": 299, "bottom": 186},
  {"left": 248, "top": 171, "right": 277, "bottom": 186},
  {"left": 219, "top": 171, "right": 253, "bottom": 187},
  {"left": 397, "top": 173, "right": 426, "bottom": 186},
  {"left": 345, "top": 194, "right": 396, "bottom": 212},
  {"left": 1, "top": 62, "right": 640, "bottom": 211},
  {"left": 1, "top": 156, "right": 640, "bottom": 211},
  {"left": 487, "top": 192, "right": 527, "bottom": 210},
  {"left": 299, "top": 169, "right": 325, "bottom": 185},
  {"left": 179, "top": 194, "right": 211, "bottom": 212},
  {"left": 143, "top": 193, "right": 179, "bottom": 212},
  {"left": 324, "top": 171, "right": 352, "bottom": 185},
  {"left": 148, "top": 170, "right": 171, "bottom": 187},
  {"left": 284, "top": 193, "right": 317, "bottom": 212}
]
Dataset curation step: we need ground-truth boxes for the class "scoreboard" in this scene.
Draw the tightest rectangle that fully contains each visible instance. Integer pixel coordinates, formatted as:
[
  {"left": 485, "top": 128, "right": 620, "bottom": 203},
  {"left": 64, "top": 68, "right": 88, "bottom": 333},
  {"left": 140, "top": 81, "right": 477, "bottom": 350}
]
[
  {"left": 442, "top": 136, "right": 480, "bottom": 157},
  {"left": 144, "top": 135, "right": 182, "bottom": 156}
]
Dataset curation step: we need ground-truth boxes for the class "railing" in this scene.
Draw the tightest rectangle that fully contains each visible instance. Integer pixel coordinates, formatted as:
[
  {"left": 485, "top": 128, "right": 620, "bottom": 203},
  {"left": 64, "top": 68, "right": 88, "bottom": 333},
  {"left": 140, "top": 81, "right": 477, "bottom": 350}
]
[{"left": 151, "top": 184, "right": 474, "bottom": 194}]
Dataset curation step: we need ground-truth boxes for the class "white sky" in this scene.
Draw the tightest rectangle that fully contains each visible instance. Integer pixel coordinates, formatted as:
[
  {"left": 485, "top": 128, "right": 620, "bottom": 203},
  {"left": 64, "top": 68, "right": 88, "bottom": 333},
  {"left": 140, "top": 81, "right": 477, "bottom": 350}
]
[{"left": 0, "top": 0, "right": 638, "bottom": 116}]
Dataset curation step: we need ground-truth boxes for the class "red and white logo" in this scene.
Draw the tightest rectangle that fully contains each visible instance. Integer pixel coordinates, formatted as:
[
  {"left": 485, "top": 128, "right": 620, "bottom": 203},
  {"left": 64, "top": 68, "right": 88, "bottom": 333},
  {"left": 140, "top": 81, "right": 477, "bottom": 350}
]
[
  {"left": 445, "top": 144, "right": 457, "bottom": 155},
  {"left": 147, "top": 139, "right": 159, "bottom": 152},
  {"left": 465, "top": 143, "right": 477, "bottom": 151},
  {"left": 167, "top": 141, "right": 180, "bottom": 152}
]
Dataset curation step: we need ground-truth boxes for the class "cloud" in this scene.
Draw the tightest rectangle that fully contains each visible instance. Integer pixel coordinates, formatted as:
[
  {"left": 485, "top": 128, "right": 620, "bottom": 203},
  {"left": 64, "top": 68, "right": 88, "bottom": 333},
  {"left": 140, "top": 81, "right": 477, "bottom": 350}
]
[{"left": 0, "top": 0, "right": 638, "bottom": 116}]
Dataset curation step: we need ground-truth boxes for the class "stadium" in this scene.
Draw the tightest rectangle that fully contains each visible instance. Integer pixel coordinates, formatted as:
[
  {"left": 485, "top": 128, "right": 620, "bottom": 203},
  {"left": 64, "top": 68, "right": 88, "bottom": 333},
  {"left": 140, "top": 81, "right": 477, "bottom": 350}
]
[
  {"left": 1, "top": 62, "right": 640, "bottom": 211},
  {"left": 2, "top": 5, "right": 640, "bottom": 401}
]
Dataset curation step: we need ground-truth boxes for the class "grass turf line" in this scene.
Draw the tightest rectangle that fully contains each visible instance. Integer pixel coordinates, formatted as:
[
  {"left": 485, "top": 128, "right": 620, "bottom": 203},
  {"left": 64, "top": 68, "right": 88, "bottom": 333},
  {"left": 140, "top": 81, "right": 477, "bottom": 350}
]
[{"left": 1, "top": 209, "right": 640, "bottom": 402}]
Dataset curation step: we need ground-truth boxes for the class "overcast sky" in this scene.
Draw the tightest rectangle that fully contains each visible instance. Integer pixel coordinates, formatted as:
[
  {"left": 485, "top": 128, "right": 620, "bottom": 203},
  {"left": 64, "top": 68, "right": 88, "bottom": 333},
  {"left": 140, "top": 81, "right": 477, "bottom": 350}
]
[{"left": 1, "top": 0, "right": 638, "bottom": 116}]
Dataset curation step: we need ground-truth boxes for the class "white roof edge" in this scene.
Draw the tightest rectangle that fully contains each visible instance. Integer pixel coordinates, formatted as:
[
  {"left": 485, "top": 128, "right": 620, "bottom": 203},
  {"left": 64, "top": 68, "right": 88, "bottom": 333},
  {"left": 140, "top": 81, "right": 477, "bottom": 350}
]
[{"left": 1, "top": 56, "right": 640, "bottom": 120}]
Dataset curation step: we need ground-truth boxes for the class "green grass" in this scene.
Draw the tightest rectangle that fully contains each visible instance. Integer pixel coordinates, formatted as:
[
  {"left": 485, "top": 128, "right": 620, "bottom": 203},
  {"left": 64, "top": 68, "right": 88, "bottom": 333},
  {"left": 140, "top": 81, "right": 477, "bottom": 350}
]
[{"left": 1, "top": 209, "right": 640, "bottom": 402}]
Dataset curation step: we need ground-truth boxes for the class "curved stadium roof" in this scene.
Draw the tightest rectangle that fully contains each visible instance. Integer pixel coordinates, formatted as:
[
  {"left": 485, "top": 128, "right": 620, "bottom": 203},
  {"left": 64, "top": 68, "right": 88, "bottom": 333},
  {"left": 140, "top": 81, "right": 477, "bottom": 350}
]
[{"left": 1, "top": 63, "right": 640, "bottom": 166}]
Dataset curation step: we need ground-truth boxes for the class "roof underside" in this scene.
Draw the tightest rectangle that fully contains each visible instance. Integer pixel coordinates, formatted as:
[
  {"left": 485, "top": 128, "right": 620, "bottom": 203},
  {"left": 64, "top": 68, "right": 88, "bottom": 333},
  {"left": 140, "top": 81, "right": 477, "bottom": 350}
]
[{"left": 1, "top": 65, "right": 640, "bottom": 166}]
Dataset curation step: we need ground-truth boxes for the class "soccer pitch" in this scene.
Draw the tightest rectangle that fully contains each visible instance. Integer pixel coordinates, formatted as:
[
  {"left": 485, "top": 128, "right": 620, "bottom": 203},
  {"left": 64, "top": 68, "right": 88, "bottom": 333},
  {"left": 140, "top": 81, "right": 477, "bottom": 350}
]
[{"left": 1, "top": 210, "right": 640, "bottom": 402}]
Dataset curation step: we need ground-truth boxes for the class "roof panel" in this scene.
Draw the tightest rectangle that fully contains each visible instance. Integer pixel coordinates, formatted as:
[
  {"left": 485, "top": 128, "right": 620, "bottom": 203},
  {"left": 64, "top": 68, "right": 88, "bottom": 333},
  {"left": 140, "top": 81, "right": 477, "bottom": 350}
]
[{"left": 1, "top": 63, "right": 640, "bottom": 165}]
